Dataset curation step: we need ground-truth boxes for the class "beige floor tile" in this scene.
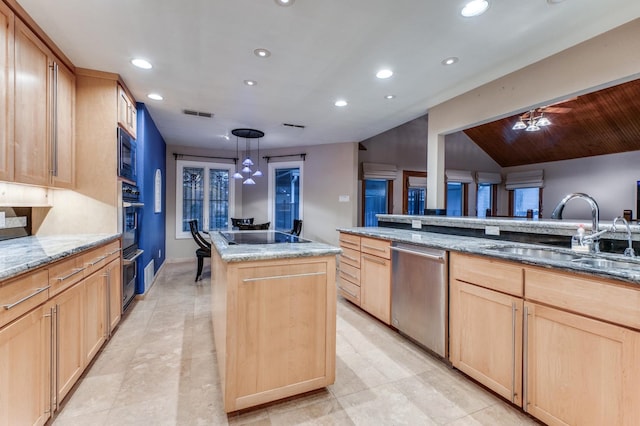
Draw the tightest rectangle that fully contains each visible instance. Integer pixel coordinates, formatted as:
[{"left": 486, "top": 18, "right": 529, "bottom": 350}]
[
  {"left": 104, "top": 396, "right": 178, "bottom": 426},
  {"left": 54, "top": 373, "right": 125, "bottom": 420},
  {"left": 52, "top": 408, "right": 110, "bottom": 426}
]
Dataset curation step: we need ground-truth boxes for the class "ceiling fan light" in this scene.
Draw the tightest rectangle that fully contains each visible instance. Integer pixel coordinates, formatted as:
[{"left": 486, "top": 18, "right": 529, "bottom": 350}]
[
  {"left": 537, "top": 116, "right": 551, "bottom": 126},
  {"left": 512, "top": 121, "right": 527, "bottom": 130},
  {"left": 525, "top": 123, "right": 540, "bottom": 132}
]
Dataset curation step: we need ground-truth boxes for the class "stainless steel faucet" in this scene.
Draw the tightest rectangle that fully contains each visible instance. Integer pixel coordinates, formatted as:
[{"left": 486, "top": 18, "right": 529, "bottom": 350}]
[
  {"left": 551, "top": 193, "right": 601, "bottom": 252},
  {"left": 612, "top": 216, "right": 636, "bottom": 258}
]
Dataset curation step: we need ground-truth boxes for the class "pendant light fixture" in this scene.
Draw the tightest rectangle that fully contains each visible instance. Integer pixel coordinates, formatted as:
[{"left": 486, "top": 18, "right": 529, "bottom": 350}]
[
  {"left": 231, "top": 128, "right": 264, "bottom": 185},
  {"left": 512, "top": 108, "right": 551, "bottom": 132}
]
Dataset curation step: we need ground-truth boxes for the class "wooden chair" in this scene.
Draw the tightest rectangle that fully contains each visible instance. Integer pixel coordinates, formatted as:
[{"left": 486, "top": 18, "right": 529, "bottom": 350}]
[
  {"left": 237, "top": 222, "right": 270, "bottom": 230},
  {"left": 188, "top": 219, "right": 211, "bottom": 281},
  {"left": 289, "top": 219, "right": 303, "bottom": 236},
  {"left": 231, "top": 217, "right": 254, "bottom": 229}
]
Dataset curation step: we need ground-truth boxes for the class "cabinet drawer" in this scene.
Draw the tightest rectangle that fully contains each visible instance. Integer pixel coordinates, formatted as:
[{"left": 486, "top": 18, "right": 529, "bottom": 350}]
[
  {"left": 49, "top": 255, "right": 86, "bottom": 296},
  {"left": 338, "top": 262, "right": 360, "bottom": 286},
  {"left": 360, "top": 237, "right": 390, "bottom": 260},
  {"left": 0, "top": 269, "right": 49, "bottom": 328},
  {"left": 83, "top": 241, "right": 120, "bottom": 277},
  {"left": 525, "top": 267, "right": 640, "bottom": 330},
  {"left": 337, "top": 279, "right": 361, "bottom": 306},
  {"left": 450, "top": 252, "right": 523, "bottom": 297},
  {"left": 340, "top": 247, "right": 361, "bottom": 268},
  {"left": 339, "top": 233, "right": 360, "bottom": 251}
]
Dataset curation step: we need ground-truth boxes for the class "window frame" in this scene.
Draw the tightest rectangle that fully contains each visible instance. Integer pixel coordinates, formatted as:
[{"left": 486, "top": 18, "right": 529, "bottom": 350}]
[
  {"left": 476, "top": 183, "right": 498, "bottom": 217},
  {"left": 267, "top": 160, "right": 304, "bottom": 230},
  {"left": 508, "top": 187, "right": 543, "bottom": 218},
  {"left": 445, "top": 181, "right": 468, "bottom": 216},
  {"left": 402, "top": 170, "right": 427, "bottom": 215},
  {"left": 361, "top": 179, "right": 393, "bottom": 226},
  {"left": 175, "top": 159, "right": 236, "bottom": 239}
]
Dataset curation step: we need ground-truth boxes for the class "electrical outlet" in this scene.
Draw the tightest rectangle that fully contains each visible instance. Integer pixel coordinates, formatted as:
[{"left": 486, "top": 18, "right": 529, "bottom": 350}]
[
  {"left": 338, "top": 195, "right": 350, "bottom": 202},
  {"left": 485, "top": 225, "right": 500, "bottom": 236},
  {"left": 0, "top": 212, "right": 5, "bottom": 228},
  {"left": 411, "top": 219, "right": 422, "bottom": 229}
]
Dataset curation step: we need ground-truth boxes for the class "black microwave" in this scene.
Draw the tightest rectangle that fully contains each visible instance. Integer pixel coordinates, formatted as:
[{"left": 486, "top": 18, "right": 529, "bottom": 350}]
[{"left": 118, "top": 127, "right": 137, "bottom": 183}]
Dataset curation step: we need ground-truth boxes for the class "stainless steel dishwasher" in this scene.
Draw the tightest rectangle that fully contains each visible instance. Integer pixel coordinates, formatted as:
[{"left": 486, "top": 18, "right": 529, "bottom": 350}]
[{"left": 391, "top": 242, "right": 448, "bottom": 357}]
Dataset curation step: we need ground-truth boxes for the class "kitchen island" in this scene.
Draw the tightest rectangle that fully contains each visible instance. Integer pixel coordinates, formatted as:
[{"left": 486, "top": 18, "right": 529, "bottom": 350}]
[{"left": 209, "top": 230, "right": 341, "bottom": 413}]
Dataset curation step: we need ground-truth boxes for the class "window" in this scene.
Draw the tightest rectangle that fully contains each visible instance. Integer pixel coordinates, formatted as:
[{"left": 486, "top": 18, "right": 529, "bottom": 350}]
[
  {"left": 402, "top": 171, "right": 427, "bottom": 215},
  {"left": 511, "top": 187, "right": 541, "bottom": 218},
  {"left": 446, "top": 182, "right": 464, "bottom": 216},
  {"left": 268, "top": 161, "right": 303, "bottom": 232},
  {"left": 363, "top": 179, "right": 392, "bottom": 226},
  {"left": 176, "top": 160, "right": 235, "bottom": 238},
  {"left": 477, "top": 183, "right": 495, "bottom": 217}
]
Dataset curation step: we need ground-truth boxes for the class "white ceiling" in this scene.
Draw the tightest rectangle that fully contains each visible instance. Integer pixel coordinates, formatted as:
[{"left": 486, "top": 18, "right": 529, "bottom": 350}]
[{"left": 16, "top": 0, "right": 640, "bottom": 150}]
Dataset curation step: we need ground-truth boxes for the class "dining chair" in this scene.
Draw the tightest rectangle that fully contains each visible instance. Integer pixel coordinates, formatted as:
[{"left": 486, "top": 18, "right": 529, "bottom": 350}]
[
  {"left": 188, "top": 219, "right": 211, "bottom": 281},
  {"left": 231, "top": 217, "right": 254, "bottom": 229},
  {"left": 237, "top": 222, "right": 270, "bottom": 230},
  {"left": 289, "top": 219, "right": 303, "bottom": 236}
]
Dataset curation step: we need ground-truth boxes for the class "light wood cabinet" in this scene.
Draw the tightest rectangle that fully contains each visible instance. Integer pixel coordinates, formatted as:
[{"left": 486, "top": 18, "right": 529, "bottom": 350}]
[
  {"left": 337, "top": 233, "right": 361, "bottom": 305},
  {"left": 117, "top": 84, "right": 136, "bottom": 138},
  {"left": 0, "top": 1, "right": 14, "bottom": 182},
  {"left": 0, "top": 303, "right": 51, "bottom": 426},
  {"left": 83, "top": 271, "right": 106, "bottom": 365},
  {"left": 360, "top": 237, "right": 391, "bottom": 325},
  {"left": 106, "top": 258, "right": 122, "bottom": 334},
  {"left": 53, "top": 280, "right": 84, "bottom": 405},
  {"left": 13, "top": 18, "right": 75, "bottom": 188},
  {"left": 525, "top": 301, "right": 640, "bottom": 426}
]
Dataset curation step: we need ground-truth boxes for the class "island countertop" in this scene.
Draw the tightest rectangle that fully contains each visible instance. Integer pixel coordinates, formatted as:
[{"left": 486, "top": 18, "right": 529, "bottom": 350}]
[
  {"left": 210, "top": 230, "right": 341, "bottom": 262},
  {"left": 0, "top": 234, "right": 122, "bottom": 281}
]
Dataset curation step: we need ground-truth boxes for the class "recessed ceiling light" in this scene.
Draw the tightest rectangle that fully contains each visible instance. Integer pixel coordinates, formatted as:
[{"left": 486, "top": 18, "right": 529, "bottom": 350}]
[
  {"left": 441, "top": 57, "right": 459, "bottom": 66},
  {"left": 376, "top": 69, "right": 393, "bottom": 79},
  {"left": 385, "top": 95, "right": 395, "bottom": 100},
  {"left": 461, "top": 0, "right": 489, "bottom": 17},
  {"left": 274, "top": 0, "right": 294, "bottom": 6},
  {"left": 254, "top": 48, "right": 271, "bottom": 58},
  {"left": 147, "top": 93, "right": 163, "bottom": 101},
  {"left": 244, "top": 80, "right": 257, "bottom": 86},
  {"left": 334, "top": 100, "right": 348, "bottom": 107},
  {"left": 131, "top": 58, "right": 152, "bottom": 69},
  {"left": 547, "top": 0, "right": 565, "bottom": 3}
]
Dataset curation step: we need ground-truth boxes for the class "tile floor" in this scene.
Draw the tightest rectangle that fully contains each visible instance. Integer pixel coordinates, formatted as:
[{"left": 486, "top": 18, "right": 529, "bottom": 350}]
[{"left": 52, "top": 261, "right": 540, "bottom": 425}]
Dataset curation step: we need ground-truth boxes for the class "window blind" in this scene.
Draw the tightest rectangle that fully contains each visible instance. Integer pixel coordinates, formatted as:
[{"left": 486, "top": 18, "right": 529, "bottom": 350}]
[
  {"left": 445, "top": 169, "right": 474, "bottom": 183},
  {"left": 476, "top": 172, "right": 502, "bottom": 184},
  {"left": 362, "top": 162, "right": 397, "bottom": 180},
  {"left": 505, "top": 169, "right": 544, "bottom": 190},
  {"left": 407, "top": 176, "right": 427, "bottom": 188}
]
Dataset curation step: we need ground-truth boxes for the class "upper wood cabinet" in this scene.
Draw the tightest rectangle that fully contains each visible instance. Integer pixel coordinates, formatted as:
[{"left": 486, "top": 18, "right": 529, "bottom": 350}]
[
  {"left": 0, "top": 2, "right": 14, "bottom": 182},
  {"left": 12, "top": 18, "right": 74, "bottom": 188},
  {"left": 117, "top": 84, "right": 136, "bottom": 139}
]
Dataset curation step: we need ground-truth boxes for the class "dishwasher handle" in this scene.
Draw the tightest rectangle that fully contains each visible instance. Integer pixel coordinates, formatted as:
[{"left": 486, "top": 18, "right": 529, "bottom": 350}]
[{"left": 390, "top": 246, "right": 446, "bottom": 263}]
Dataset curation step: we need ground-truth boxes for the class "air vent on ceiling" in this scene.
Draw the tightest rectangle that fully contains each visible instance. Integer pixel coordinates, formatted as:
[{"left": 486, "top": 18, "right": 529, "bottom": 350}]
[
  {"left": 283, "top": 123, "right": 306, "bottom": 129},
  {"left": 183, "top": 109, "right": 213, "bottom": 118}
]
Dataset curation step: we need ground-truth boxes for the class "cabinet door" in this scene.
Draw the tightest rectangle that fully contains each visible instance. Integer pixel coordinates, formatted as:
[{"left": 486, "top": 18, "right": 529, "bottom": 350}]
[
  {"left": 106, "top": 258, "right": 122, "bottom": 334},
  {"left": 14, "top": 20, "right": 50, "bottom": 186},
  {"left": 525, "top": 302, "right": 640, "bottom": 426},
  {"left": 450, "top": 280, "right": 523, "bottom": 406},
  {"left": 117, "top": 85, "right": 136, "bottom": 138},
  {"left": 0, "top": 2, "right": 13, "bottom": 182},
  {"left": 54, "top": 281, "right": 84, "bottom": 404},
  {"left": 84, "top": 271, "right": 106, "bottom": 364},
  {"left": 0, "top": 304, "right": 51, "bottom": 426},
  {"left": 360, "top": 253, "right": 391, "bottom": 324},
  {"left": 51, "top": 61, "right": 75, "bottom": 188}
]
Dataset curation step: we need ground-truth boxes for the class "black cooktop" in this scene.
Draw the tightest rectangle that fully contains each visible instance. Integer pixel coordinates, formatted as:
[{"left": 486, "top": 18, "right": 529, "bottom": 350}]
[{"left": 220, "top": 231, "right": 309, "bottom": 245}]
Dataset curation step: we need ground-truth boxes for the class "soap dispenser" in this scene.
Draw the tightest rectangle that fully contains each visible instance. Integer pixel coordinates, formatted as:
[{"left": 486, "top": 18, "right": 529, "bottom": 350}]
[{"left": 571, "top": 224, "right": 589, "bottom": 253}]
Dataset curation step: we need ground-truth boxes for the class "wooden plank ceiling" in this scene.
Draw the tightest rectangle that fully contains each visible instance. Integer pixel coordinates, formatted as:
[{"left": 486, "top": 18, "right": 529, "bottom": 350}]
[{"left": 462, "top": 78, "right": 640, "bottom": 167}]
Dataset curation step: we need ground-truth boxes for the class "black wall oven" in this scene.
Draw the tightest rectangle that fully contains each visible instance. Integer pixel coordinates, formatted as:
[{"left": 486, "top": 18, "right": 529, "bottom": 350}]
[
  {"left": 118, "top": 127, "right": 137, "bottom": 183},
  {"left": 122, "top": 182, "right": 143, "bottom": 311}
]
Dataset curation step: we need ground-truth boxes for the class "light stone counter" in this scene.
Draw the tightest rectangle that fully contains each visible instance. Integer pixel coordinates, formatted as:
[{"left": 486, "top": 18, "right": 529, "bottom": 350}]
[
  {"left": 0, "top": 234, "right": 121, "bottom": 281},
  {"left": 210, "top": 230, "right": 341, "bottom": 262},
  {"left": 337, "top": 226, "right": 640, "bottom": 285}
]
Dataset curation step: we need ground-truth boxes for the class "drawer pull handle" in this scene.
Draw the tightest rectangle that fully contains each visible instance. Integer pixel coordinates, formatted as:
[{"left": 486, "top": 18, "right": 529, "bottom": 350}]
[
  {"left": 340, "top": 270, "right": 358, "bottom": 279},
  {"left": 341, "top": 254, "right": 358, "bottom": 262},
  {"left": 88, "top": 255, "right": 109, "bottom": 266},
  {"left": 57, "top": 267, "right": 85, "bottom": 281},
  {"left": 338, "top": 285, "right": 358, "bottom": 299},
  {"left": 3, "top": 286, "right": 50, "bottom": 310},
  {"left": 362, "top": 254, "right": 387, "bottom": 265},
  {"left": 340, "top": 240, "right": 359, "bottom": 248},
  {"left": 243, "top": 271, "right": 326, "bottom": 282},
  {"left": 108, "top": 248, "right": 121, "bottom": 255},
  {"left": 361, "top": 244, "right": 387, "bottom": 253}
]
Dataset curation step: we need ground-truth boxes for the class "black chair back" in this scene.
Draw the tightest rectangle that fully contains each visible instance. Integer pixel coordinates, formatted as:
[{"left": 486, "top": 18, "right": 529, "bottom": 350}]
[
  {"left": 237, "top": 222, "right": 270, "bottom": 230},
  {"left": 231, "top": 217, "right": 254, "bottom": 228},
  {"left": 188, "top": 220, "right": 211, "bottom": 251},
  {"left": 290, "top": 219, "right": 303, "bottom": 236}
]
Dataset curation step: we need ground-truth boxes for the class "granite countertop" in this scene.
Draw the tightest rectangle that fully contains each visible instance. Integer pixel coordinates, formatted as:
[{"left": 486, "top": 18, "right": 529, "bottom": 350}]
[
  {"left": 337, "top": 227, "right": 640, "bottom": 285},
  {"left": 210, "top": 231, "right": 341, "bottom": 263},
  {"left": 0, "top": 234, "right": 121, "bottom": 281}
]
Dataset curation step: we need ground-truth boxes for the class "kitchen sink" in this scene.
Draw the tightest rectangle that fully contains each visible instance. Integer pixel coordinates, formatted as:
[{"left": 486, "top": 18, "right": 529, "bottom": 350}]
[
  {"left": 570, "top": 258, "right": 640, "bottom": 270},
  {"left": 486, "top": 246, "right": 582, "bottom": 261}
]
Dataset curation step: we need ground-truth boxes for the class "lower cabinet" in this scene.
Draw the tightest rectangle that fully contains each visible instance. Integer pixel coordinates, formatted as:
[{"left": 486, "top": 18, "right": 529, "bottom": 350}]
[
  {"left": 0, "top": 304, "right": 51, "bottom": 426},
  {"left": 450, "top": 280, "right": 523, "bottom": 406},
  {"left": 106, "top": 258, "right": 122, "bottom": 335},
  {"left": 360, "top": 251, "right": 391, "bottom": 325},
  {"left": 83, "top": 271, "right": 106, "bottom": 364},
  {"left": 525, "top": 302, "right": 640, "bottom": 426}
]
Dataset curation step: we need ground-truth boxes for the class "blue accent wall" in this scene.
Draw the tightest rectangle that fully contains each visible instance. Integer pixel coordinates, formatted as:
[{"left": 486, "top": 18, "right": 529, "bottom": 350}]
[{"left": 135, "top": 103, "right": 166, "bottom": 294}]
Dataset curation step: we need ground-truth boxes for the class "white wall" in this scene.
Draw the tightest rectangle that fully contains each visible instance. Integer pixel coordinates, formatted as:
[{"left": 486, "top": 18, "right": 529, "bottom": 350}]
[
  {"left": 166, "top": 142, "right": 358, "bottom": 260},
  {"left": 427, "top": 18, "right": 640, "bottom": 210}
]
